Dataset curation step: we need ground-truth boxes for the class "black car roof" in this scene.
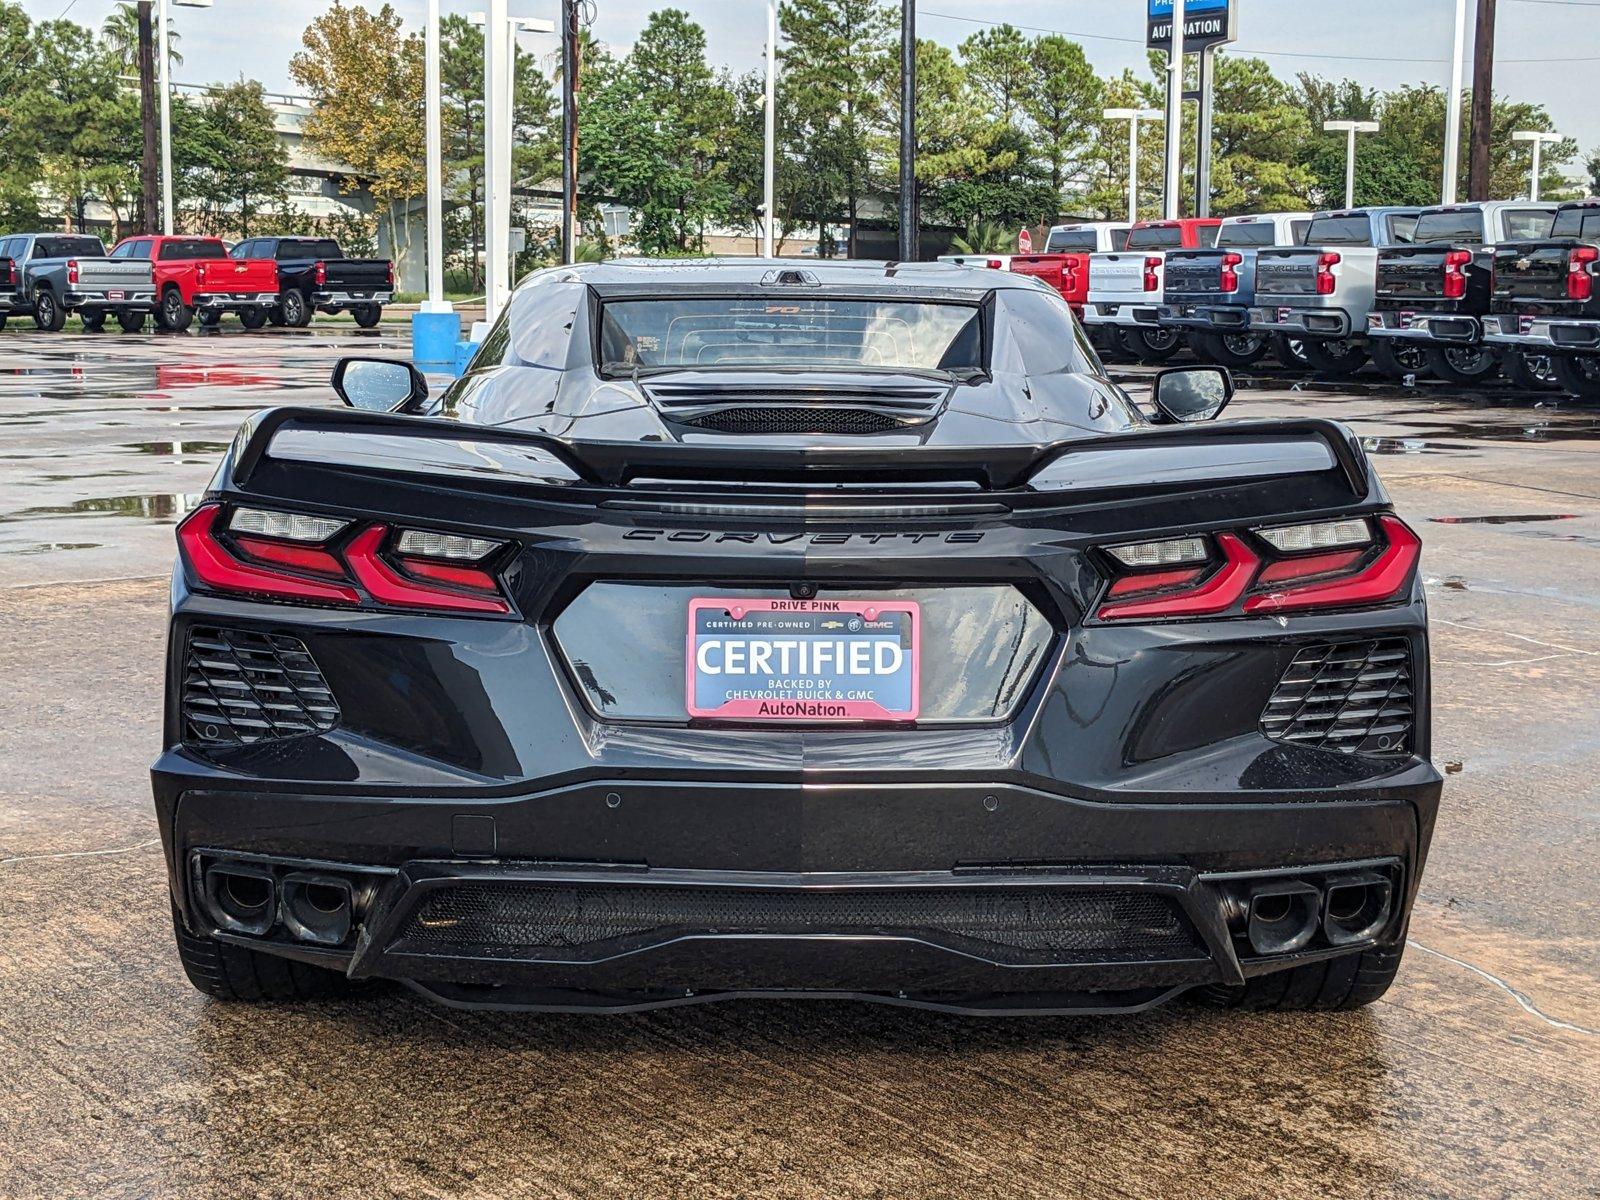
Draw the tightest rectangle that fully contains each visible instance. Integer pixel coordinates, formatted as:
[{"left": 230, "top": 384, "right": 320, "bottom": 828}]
[{"left": 551, "top": 257, "right": 1046, "bottom": 295}]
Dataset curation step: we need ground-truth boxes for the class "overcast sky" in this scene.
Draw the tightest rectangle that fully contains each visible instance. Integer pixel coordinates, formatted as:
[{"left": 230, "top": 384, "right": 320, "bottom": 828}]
[{"left": 27, "top": 0, "right": 1600, "bottom": 164}]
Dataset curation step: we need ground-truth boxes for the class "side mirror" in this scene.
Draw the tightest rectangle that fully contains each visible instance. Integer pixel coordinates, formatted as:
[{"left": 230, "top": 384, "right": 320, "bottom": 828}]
[
  {"left": 332, "top": 357, "right": 428, "bottom": 413},
  {"left": 1151, "top": 365, "right": 1233, "bottom": 423}
]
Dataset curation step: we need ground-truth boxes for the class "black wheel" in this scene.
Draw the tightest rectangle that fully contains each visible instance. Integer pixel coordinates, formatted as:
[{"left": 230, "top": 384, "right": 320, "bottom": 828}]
[
  {"left": 1299, "top": 337, "right": 1369, "bottom": 376},
  {"left": 1368, "top": 338, "right": 1432, "bottom": 382},
  {"left": 0, "top": 314, "right": 7, "bottom": 331},
  {"left": 279, "top": 288, "right": 311, "bottom": 328},
  {"left": 170, "top": 900, "right": 361, "bottom": 1002},
  {"left": 117, "top": 309, "right": 147, "bottom": 333},
  {"left": 1194, "top": 330, "right": 1268, "bottom": 368},
  {"left": 1269, "top": 333, "right": 1310, "bottom": 370},
  {"left": 1192, "top": 941, "right": 1405, "bottom": 1012},
  {"left": 1551, "top": 354, "right": 1600, "bottom": 400},
  {"left": 1100, "top": 327, "right": 1136, "bottom": 362},
  {"left": 352, "top": 303, "right": 382, "bottom": 329},
  {"left": 1501, "top": 349, "right": 1560, "bottom": 391},
  {"left": 239, "top": 306, "right": 268, "bottom": 330},
  {"left": 1425, "top": 344, "right": 1500, "bottom": 386},
  {"left": 32, "top": 287, "right": 65, "bottom": 332},
  {"left": 158, "top": 286, "right": 193, "bottom": 332},
  {"left": 1129, "top": 325, "right": 1183, "bottom": 364},
  {"left": 79, "top": 310, "right": 107, "bottom": 333},
  {"left": 266, "top": 305, "right": 288, "bottom": 327},
  {"left": 198, "top": 309, "right": 222, "bottom": 328}
]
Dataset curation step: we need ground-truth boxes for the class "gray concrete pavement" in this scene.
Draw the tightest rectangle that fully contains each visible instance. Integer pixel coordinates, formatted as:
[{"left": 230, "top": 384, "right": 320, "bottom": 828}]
[{"left": 1, "top": 322, "right": 1597, "bottom": 1199}]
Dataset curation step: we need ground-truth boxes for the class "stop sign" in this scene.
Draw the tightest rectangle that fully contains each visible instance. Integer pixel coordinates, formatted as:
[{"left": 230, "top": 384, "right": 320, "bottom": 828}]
[{"left": 1018, "top": 227, "right": 1033, "bottom": 254}]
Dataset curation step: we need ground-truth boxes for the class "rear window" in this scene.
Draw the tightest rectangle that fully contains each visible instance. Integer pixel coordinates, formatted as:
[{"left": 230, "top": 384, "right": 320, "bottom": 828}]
[
  {"left": 1126, "top": 226, "right": 1183, "bottom": 250},
  {"left": 37, "top": 237, "right": 106, "bottom": 258},
  {"left": 279, "top": 239, "right": 342, "bottom": 261},
  {"left": 1216, "top": 222, "right": 1277, "bottom": 248},
  {"left": 158, "top": 238, "right": 226, "bottom": 261},
  {"left": 1290, "top": 220, "right": 1311, "bottom": 245},
  {"left": 1045, "top": 230, "right": 1099, "bottom": 253},
  {"left": 1387, "top": 214, "right": 1417, "bottom": 244},
  {"left": 1305, "top": 216, "right": 1374, "bottom": 247},
  {"left": 1500, "top": 209, "right": 1554, "bottom": 241},
  {"left": 597, "top": 297, "right": 984, "bottom": 374},
  {"left": 1550, "top": 208, "right": 1600, "bottom": 239},
  {"left": 1109, "top": 227, "right": 1131, "bottom": 250},
  {"left": 1413, "top": 211, "right": 1486, "bottom": 245}
]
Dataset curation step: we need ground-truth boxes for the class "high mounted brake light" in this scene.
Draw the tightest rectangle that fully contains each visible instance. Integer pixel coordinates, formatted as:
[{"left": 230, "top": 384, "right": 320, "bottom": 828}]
[
  {"left": 1568, "top": 245, "right": 1598, "bottom": 302},
  {"left": 1219, "top": 252, "right": 1243, "bottom": 293},
  {"left": 1143, "top": 256, "right": 1161, "bottom": 292},
  {"left": 1442, "top": 249, "right": 1471, "bottom": 300},
  {"left": 1315, "top": 252, "right": 1340, "bottom": 295}
]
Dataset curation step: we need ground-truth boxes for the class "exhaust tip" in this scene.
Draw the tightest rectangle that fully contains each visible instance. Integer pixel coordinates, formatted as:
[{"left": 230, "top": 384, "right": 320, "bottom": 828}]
[
  {"left": 280, "top": 872, "right": 355, "bottom": 945},
  {"left": 202, "top": 863, "right": 277, "bottom": 936},
  {"left": 1245, "top": 881, "right": 1322, "bottom": 956},
  {"left": 1322, "top": 874, "right": 1394, "bottom": 946}
]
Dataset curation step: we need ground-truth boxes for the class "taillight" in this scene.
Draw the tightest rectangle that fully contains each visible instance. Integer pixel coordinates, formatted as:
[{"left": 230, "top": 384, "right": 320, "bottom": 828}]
[
  {"left": 1442, "top": 249, "right": 1471, "bottom": 300},
  {"left": 7, "top": 261, "right": 16, "bottom": 285},
  {"left": 1219, "top": 252, "right": 1242, "bottom": 293},
  {"left": 1568, "top": 245, "right": 1598, "bottom": 302},
  {"left": 1143, "top": 256, "right": 1161, "bottom": 292},
  {"left": 67, "top": 260, "right": 79, "bottom": 285},
  {"left": 985, "top": 258, "right": 1003, "bottom": 269},
  {"left": 315, "top": 261, "right": 327, "bottom": 287},
  {"left": 1062, "top": 258, "right": 1079, "bottom": 292},
  {"left": 1094, "top": 517, "right": 1419, "bottom": 622},
  {"left": 196, "top": 262, "right": 207, "bottom": 287},
  {"left": 1315, "top": 252, "right": 1340, "bottom": 295},
  {"left": 176, "top": 504, "right": 511, "bottom": 614},
  {"left": 386, "top": 261, "right": 395, "bottom": 287}
]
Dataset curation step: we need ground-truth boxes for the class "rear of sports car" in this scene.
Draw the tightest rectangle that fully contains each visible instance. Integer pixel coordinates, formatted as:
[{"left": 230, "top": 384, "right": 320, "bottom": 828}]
[{"left": 152, "top": 397, "right": 1440, "bottom": 1015}]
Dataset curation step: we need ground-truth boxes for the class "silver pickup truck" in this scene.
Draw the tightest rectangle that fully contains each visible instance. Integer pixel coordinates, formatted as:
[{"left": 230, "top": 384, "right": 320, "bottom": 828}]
[
  {"left": 0, "top": 233, "right": 157, "bottom": 332},
  {"left": 1247, "top": 207, "right": 1422, "bottom": 375}
]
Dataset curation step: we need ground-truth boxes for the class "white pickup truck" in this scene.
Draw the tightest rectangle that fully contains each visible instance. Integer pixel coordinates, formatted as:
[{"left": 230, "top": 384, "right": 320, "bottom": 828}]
[{"left": 1082, "top": 218, "right": 1221, "bottom": 362}]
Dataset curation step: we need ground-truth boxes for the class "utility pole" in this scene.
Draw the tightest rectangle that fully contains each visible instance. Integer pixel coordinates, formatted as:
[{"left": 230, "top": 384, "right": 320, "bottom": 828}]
[
  {"left": 136, "top": 1, "right": 158, "bottom": 234},
  {"left": 761, "top": 0, "right": 777, "bottom": 257},
  {"left": 561, "top": 0, "right": 580, "bottom": 264},
  {"left": 1467, "top": 0, "right": 1496, "bottom": 201},
  {"left": 897, "top": 0, "right": 915, "bottom": 261}
]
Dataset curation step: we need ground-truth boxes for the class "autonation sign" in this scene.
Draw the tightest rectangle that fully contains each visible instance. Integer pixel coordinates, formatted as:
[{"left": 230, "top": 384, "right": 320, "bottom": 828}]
[{"left": 1147, "top": 0, "right": 1238, "bottom": 51}]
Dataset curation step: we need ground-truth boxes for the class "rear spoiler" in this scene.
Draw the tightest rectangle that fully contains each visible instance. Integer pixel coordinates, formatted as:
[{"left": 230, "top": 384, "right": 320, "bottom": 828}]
[{"left": 229, "top": 406, "right": 1369, "bottom": 496}]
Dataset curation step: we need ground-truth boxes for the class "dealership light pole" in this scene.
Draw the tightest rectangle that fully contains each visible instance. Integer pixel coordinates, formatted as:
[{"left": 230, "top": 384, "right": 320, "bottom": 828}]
[
  {"left": 762, "top": 0, "right": 777, "bottom": 257},
  {"left": 159, "top": 0, "right": 214, "bottom": 235},
  {"left": 424, "top": 0, "right": 446, "bottom": 309},
  {"left": 897, "top": 0, "right": 915, "bottom": 261},
  {"left": 1442, "top": 0, "right": 1467, "bottom": 203},
  {"left": 1162, "top": 0, "right": 1184, "bottom": 219},
  {"left": 1324, "top": 120, "right": 1379, "bottom": 209},
  {"left": 1105, "top": 108, "right": 1161, "bottom": 226},
  {"left": 1512, "top": 130, "right": 1562, "bottom": 201}
]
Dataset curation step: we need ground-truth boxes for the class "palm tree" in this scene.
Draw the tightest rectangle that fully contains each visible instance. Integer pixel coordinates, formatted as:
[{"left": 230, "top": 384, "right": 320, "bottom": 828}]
[
  {"left": 101, "top": 2, "right": 183, "bottom": 74},
  {"left": 949, "top": 219, "right": 1016, "bottom": 255}
]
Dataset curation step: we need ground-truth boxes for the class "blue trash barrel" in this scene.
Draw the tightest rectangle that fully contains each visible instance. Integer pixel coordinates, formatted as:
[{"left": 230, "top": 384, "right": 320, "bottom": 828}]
[{"left": 411, "top": 309, "right": 462, "bottom": 372}]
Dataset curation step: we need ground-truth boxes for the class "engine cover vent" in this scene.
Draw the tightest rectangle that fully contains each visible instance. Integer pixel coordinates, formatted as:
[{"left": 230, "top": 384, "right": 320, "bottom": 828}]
[
  {"left": 182, "top": 627, "right": 339, "bottom": 745},
  {"left": 1261, "top": 639, "right": 1413, "bottom": 755},
  {"left": 682, "top": 406, "right": 911, "bottom": 435}
]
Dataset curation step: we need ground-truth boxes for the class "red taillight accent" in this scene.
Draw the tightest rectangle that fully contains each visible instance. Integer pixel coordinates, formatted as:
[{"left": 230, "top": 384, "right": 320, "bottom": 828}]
[
  {"left": 1255, "top": 548, "right": 1366, "bottom": 586},
  {"left": 344, "top": 525, "right": 508, "bottom": 614},
  {"left": 1106, "top": 566, "right": 1206, "bottom": 598},
  {"left": 177, "top": 505, "right": 360, "bottom": 605},
  {"left": 315, "top": 261, "right": 327, "bottom": 287},
  {"left": 1219, "top": 252, "right": 1242, "bottom": 293},
  {"left": 1568, "top": 245, "right": 1598, "bottom": 302},
  {"left": 1442, "top": 249, "right": 1471, "bottom": 300},
  {"left": 67, "top": 259, "right": 79, "bottom": 285},
  {"left": 386, "top": 261, "right": 395, "bottom": 287},
  {"left": 1143, "top": 256, "right": 1161, "bottom": 292},
  {"left": 196, "top": 262, "right": 207, "bottom": 287},
  {"left": 7, "top": 261, "right": 16, "bottom": 285},
  {"left": 1315, "top": 252, "right": 1340, "bottom": 295},
  {"left": 233, "top": 534, "right": 346, "bottom": 577},
  {"left": 1096, "top": 534, "right": 1258, "bottom": 621},
  {"left": 985, "top": 258, "right": 1003, "bottom": 269},
  {"left": 1244, "top": 517, "right": 1420, "bottom": 614},
  {"left": 398, "top": 557, "right": 501, "bottom": 592}
]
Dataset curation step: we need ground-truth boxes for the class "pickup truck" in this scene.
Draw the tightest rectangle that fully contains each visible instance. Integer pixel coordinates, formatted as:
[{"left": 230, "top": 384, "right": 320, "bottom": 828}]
[
  {"left": 111, "top": 235, "right": 280, "bottom": 332},
  {"left": 1082, "top": 217, "right": 1221, "bottom": 363},
  {"left": 1365, "top": 201, "right": 1556, "bottom": 385},
  {"left": 1483, "top": 199, "right": 1600, "bottom": 398},
  {"left": 228, "top": 236, "right": 394, "bottom": 328},
  {"left": 0, "top": 233, "right": 156, "bottom": 332},
  {"left": 1155, "top": 212, "right": 1312, "bottom": 367},
  {"left": 1249, "top": 206, "right": 1422, "bottom": 375},
  {"left": 1007, "top": 222, "right": 1130, "bottom": 321},
  {"left": 935, "top": 254, "right": 1012, "bottom": 269}
]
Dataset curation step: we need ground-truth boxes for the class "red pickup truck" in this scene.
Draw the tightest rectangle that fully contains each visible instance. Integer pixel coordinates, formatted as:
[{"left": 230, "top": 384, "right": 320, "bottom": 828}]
[
  {"left": 109, "top": 235, "right": 278, "bottom": 332},
  {"left": 1008, "top": 222, "right": 1131, "bottom": 318}
]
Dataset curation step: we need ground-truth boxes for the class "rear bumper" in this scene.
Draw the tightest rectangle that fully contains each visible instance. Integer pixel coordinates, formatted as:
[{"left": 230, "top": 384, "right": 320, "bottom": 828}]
[
  {"left": 313, "top": 290, "right": 393, "bottom": 307},
  {"left": 1157, "top": 301, "right": 1252, "bottom": 331},
  {"left": 195, "top": 292, "right": 278, "bottom": 310},
  {"left": 1366, "top": 310, "right": 1481, "bottom": 345},
  {"left": 1249, "top": 304, "right": 1355, "bottom": 339},
  {"left": 67, "top": 290, "right": 156, "bottom": 310},
  {"left": 1482, "top": 313, "right": 1600, "bottom": 353},
  {"left": 1083, "top": 301, "right": 1161, "bottom": 327}
]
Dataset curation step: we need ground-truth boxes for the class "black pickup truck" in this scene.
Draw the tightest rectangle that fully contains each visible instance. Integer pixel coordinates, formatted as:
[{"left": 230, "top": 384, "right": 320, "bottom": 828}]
[
  {"left": 1366, "top": 201, "right": 1556, "bottom": 386},
  {"left": 228, "top": 236, "right": 393, "bottom": 328},
  {"left": 1484, "top": 200, "right": 1600, "bottom": 397}
]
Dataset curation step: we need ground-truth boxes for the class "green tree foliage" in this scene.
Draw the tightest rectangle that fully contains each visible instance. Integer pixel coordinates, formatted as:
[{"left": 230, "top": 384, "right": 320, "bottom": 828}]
[
  {"left": 1024, "top": 36, "right": 1103, "bottom": 197},
  {"left": 100, "top": 2, "right": 180, "bottom": 72},
  {"left": 187, "top": 80, "right": 290, "bottom": 237}
]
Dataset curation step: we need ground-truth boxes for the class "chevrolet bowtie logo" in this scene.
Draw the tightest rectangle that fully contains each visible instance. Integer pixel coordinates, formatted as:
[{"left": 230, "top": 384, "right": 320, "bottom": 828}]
[{"left": 1515, "top": 257, "right": 1532, "bottom": 271}]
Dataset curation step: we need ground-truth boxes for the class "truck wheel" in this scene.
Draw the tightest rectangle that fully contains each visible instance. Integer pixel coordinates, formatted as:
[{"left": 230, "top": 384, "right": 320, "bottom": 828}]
[
  {"left": 79, "top": 310, "right": 107, "bottom": 333},
  {"left": 279, "top": 288, "right": 311, "bottom": 328},
  {"left": 1192, "top": 940, "right": 1404, "bottom": 1012},
  {"left": 32, "top": 287, "right": 65, "bottom": 332},
  {"left": 1501, "top": 350, "right": 1559, "bottom": 391},
  {"left": 1368, "top": 339, "right": 1432, "bottom": 382},
  {"left": 170, "top": 901, "right": 360, "bottom": 1003},
  {"left": 117, "top": 310, "right": 148, "bottom": 333},
  {"left": 1426, "top": 345, "right": 1500, "bottom": 387},
  {"left": 239, "top": 307, "right": 268, "bottom": 330},
  {"left": 158, "top": 287, "right": 194, "bottom": 332},
  {"left": 198, "top": 309, "right": 222, "bottom": 328},
  {"left": 0, "top": 314, "right": 6, "bottom": 331},
  {"left": 1270, "top": 334, "right": 1311, "bottom": 370},
  {"left": 352, "top": 303, "right": 382, "bottom": 329},
  {"left": 1551, "top": 354, "right": 1600, "bottom": 399},
  {"left": 1299, "top": 337, "right": 1369, "bottom": 376},
  {"left": 1195, "top": 331, "right": 1267, "bottom": 368},
  {"left": 1129, "top": 326, "right": 1183, "bottom": 364}
]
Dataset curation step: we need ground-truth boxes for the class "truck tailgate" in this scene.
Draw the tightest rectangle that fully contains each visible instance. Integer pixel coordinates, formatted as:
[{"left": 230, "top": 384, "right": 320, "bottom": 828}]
[
  {"left": 1009, "top": 254, "right": 1085, "bottom": 301},
  {"left": 0, "top": 257, "right": 18, "bottom": 299},
  {"left": 1087, "top": 253, "right": 1152, "bottom": 301},
  {"left": 75, "top": 259, "right": 154, "bottom": 292},
  {"left": 1163, "top": 251, "right": 1225, "bottom": 296},
  {"left": 1375, "top": 247, "right": 1451, "bottom": 302},
  {"left": 200, "top": 258, "right": 277, "bottom": 292},
  {"left": 1254, "top": 250, "right": 1320, "bottom": 297},
  {"left": 1492, "top": 243, "right": 1575, "bottom": 303},
  {"left": 323, "top": 260, "right": 391, "bottom": 291}
]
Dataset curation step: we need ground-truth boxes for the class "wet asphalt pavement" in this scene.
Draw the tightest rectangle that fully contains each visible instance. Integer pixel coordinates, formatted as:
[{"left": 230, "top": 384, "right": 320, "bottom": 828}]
[{"left": 1, "top": 324, "right": 1597, "bottom": 1199}]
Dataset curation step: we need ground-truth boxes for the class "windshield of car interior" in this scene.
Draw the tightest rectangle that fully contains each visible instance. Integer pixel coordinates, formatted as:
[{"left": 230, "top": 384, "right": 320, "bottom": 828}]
[
  {"left": 1216, "top": 222, "right": 1277, "bottom": 248},
  {"left": 1045, "top": 230, "right": 1099, "bottom": 252},
  {"left": 598, "top": 297, "right": 984, "bottom": 374},
  {"left": 1412, "top": 212, "right": 1487, "bottom": 244},
  {"left": 1305, "top": 216, "right": 1374, "bottom": 246},
  {"left": 1551, "top": 209, "right": 1600, "bottom": 239},
  {"left": 37, "top": 237, "right": 106, "bottom": 258}
]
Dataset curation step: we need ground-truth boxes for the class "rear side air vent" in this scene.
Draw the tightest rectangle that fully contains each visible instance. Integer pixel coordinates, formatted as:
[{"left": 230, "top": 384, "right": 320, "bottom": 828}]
[
  {"left": 682, "top": 406, "right": 910, "bottom": 435},
  {"left": 1261, "top": 639, "right": 1413, "bottom": 755},
  {"left": 182, "top": 627, "right": 339, "bottom": 745}
]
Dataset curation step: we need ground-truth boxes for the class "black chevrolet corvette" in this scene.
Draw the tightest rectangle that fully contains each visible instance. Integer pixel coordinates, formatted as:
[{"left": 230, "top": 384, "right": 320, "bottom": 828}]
[{"left": 153, "top": 259, "right": 1440, "bottom": 1014}]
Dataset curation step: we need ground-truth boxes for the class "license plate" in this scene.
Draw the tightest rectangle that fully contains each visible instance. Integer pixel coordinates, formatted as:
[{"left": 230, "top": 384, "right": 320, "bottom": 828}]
[
  {"left": 686, "top": 597, "right": 920, "bottom": 722},
  {"left": 107, "top": 290, "right": 125, "bottom": 300},
  {"left": 1400, "top": 310, "right": 1416, "bottom": 327},
  {"left": 1277, "top": 307, "right": 1292, "bottom": 324},
  {"left": 1520, "top": 315, "right": 1535, "bottom": 334}
]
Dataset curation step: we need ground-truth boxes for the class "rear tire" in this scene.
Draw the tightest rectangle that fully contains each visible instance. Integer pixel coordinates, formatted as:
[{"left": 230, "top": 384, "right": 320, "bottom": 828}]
[
  {"left": 117, "top": 310, "right": 147, "bottom": 333},
  {"left": 198, "top": 309, "right": 222, "bottom": 328},
  {"left": 352, "top": 303, "right": 382, "bottom": 328},
  {"left": 1129, "top": 325, "right": 1183, "bottom": 364},
  {"left": 1194, "top": 330, "right": 1268, "bottom": 368},
  {"left": 1501, "top": 349, "right": 1560, "bottom": 391},
  {"left": 157, "top": 286, "right": 193, "bottom": 332},
  {"left": 1192, "top": 941, "right": 1405, "bottom": 1012},
  {"left": 32, "top": 287, "right": 65, "bottom": 332},
  {"left": 1426, "top": 344, "right": 1500, "bottom": 386},
  {"left": 279, "top": 288, "right": 311, "bottom": 328},
  {"left": 1299, "top": 336, "right": 1369, "bottom": 376},
  {"left": 1368, "top": 338, "right": 1432, "bottom": 382},
  {"left": 170, "top": 900, "right": 360, "bottom": 1003},
  {"left": 239, "top": 306, "right": 268, "bottom": 330},
  {"left": 1551, "top": 353, "right": 1600, "bottom": 399},
  {"left": 1269, "top": 333, "right": 1310, "bottom": 370},
  {"left": 79, "top": 310, "right": 107, "bottom": 333}
]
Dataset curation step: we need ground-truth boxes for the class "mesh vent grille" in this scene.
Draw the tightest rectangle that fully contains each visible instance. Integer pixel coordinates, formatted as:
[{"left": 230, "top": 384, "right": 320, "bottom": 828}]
[
  {"left": 398, "top": 882, "right": 1200, "bottom": 963},
  {"left": 682, "top": 406, "right": 910, "bottom": 435},
  {"left": 182, "top": 626, "right": 338, "bottom": 745},
  {"left": 1261, "top": 639, "right": 1413, "bottom": 755}
]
